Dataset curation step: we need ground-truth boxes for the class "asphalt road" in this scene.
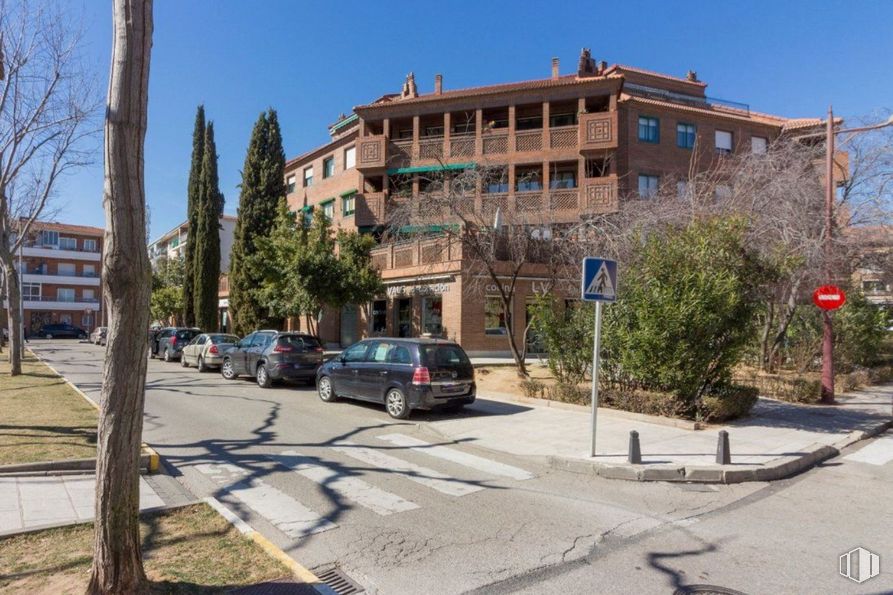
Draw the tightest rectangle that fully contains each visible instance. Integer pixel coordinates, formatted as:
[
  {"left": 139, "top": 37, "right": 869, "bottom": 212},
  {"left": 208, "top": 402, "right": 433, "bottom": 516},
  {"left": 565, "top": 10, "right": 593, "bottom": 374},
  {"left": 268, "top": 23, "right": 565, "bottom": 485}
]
[{"left": 31, "top": 340, "right": 893, "bottom": 595}]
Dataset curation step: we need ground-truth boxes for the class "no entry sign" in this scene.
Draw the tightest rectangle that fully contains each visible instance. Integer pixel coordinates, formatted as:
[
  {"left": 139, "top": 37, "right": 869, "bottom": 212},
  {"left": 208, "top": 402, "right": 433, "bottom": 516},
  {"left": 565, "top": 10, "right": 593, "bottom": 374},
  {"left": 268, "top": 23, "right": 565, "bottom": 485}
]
[{"left": 813, "top": 285, "right": 846, "bottom": 311}]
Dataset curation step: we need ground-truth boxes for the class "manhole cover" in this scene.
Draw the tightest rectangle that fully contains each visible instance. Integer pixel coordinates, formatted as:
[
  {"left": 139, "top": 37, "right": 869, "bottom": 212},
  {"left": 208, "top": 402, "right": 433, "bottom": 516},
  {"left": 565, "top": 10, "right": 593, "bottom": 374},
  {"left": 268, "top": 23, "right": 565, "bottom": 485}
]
[
  {"left": 674, "top": 586, "right": 747, "bottom": 595},
  {"left": 315, "top": 567, "right": 364, "bottom": 595}
]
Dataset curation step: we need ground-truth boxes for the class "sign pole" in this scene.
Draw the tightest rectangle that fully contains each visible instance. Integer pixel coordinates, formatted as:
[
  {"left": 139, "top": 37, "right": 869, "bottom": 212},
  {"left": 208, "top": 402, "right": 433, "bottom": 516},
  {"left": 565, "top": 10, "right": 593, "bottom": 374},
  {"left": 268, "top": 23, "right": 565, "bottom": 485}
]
[{"left": 590, "top": 300, "right": 603, "bottom": 458}]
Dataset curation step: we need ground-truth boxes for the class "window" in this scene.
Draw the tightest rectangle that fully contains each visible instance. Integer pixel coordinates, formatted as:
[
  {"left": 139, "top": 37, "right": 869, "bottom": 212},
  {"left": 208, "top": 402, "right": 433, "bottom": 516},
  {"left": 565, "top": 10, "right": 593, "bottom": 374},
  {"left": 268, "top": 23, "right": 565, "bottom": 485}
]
[
  {"left": 714, "top": 184, "right": 732, "bottom": 200},
  {"left": 59, "top": 237, "right": 77, "bottom": 250},
  {"left": 286, "top": 175, "right": 296, "bottom": 193},
  {"left": 638, "top": 116, "right": 660, "bottom": 143},
  {"left": 676, "top": 123, "right": 696, "bottom": 149},
  {"left": 83, "top": 239, "right": 97, "bottom": 252},
  {"left": 303, "top": 167, "right": 313, "bottom": 187},
  {"left": 342, "top": 192, "right": 356, "bottom": 216},
  {"left": 344, "top": 146, "right": 356, "bottom": 170},
  {"left": 388, "top": 345, "right": 412, "bottom": 365},
  {"left": 677, "top": 180, "right": 689, "bottom": 199},
  {"left": 862, "top": 280, "right": 886, "bottom": 293},
  {"left": 57, "top": 262, "right": 76, "bottom": 276},
  {"left": 40, "top": 230, "right": 59, "bottom": 246},
  {"left": 367, "top": 341, "right": 393, "bottom": 363},
  {"left": 638, "top": 174, "right": 659, "bottom": 198},
  {"left": 550, "top": 171, "right": 576, "bottom": 189},
  {"left": 83, "top": 289, "right": 95, "bottom": 301},
  {"left": 323, "top": 157, "right": 335, "bottom": 178},
  {"left": 321, "top": 200, "right": 335, "bottom": 220},
  {"left": 371, "top": 300, "right": 387, "bottom": 334},
  {"left": 751, "top": 136, "right": 768, "bottom": 154},
  {"left": 83, "top": 264, "right": 96, "bottom": 277},
  {"left": 549, "top": 112, "right": 577, "bottom": 127},
  {"left": 421, "top": 296, "right": 443, "bottom": 336},
  {"left": 715, "top": 130, "right": 733, "bottom": 154},
  {"left": 515, "top": 115, "right": 542, "bottom": 131},
  {"left": 485, "top": 296, "right": 509, "bottom": 335},
  {"left": 516, "top": 175, "right": 542, "bottom": 192},
  {"left": 57, "top": 288, "right": 75, "bottom": 302},
  {"left": 342, "top": 342, "right": 368, "bottom": 362},
  {"left": 22, "top": 283, "right": 41, "bottom": 300}
]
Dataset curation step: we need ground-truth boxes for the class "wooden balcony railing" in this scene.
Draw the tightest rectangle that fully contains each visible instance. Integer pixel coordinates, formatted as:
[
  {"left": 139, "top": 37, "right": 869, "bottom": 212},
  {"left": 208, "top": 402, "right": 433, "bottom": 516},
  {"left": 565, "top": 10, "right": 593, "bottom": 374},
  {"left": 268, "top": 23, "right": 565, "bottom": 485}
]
[{"left": 579, "top": 111, "right": 618, "bottom": 151}]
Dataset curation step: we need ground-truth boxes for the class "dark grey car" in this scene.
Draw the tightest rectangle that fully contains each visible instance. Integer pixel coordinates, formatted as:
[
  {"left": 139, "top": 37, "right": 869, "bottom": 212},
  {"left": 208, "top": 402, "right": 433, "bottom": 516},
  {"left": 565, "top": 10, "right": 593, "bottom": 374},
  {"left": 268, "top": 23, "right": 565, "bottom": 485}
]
[
  {"left": 153, "top": 327, "right": 202, "bottom": 362},
  {"left": 220, "top": 331, "right": 324, "bottom": 388},
  {"left": 316, "top": 338, "right": 476, "bottom": 419}
]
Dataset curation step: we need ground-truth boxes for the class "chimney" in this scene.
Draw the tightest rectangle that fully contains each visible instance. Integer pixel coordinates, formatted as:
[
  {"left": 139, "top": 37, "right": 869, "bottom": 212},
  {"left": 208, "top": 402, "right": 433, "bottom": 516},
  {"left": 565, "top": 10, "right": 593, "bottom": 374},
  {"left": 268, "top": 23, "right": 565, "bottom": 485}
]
[
  {"left": 434, "top": 73, "right": 443, "bottom": 95},
  {"left": 551, "top": 57, "right": 560, "bottom": 80},
  {"left": 598, "top": 60, "right": 607, "bottom": 75}
]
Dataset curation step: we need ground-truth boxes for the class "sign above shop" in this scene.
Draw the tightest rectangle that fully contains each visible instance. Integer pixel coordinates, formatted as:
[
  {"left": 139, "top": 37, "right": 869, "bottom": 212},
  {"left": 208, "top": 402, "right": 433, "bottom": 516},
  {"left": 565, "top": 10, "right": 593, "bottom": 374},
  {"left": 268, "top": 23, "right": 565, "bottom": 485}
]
[{"left": 386, "top": 282, "right": 451, "bottom": 297}]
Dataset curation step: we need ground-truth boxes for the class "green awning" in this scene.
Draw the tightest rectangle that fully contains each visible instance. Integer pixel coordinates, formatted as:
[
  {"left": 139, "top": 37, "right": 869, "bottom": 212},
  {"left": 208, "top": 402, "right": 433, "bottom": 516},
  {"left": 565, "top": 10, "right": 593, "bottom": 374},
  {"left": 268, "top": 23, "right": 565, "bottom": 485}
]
[
  {"left": 398, "top": 224, "right": 459, "bottom": 234},
  {"left": 386, "top": 162, "right": 476, "bottom": 175},
  {"left": 300, "top": 205, "right": 314, "bottom": 213},
  {"left": 329, "top": 113, "right": 358, "bottom": 133},
  {"left": 320, "top": 198, "right": 335, "bottom": 205},
  {"left": 340, "top": 188, "right": 358, "bottom": 197}
]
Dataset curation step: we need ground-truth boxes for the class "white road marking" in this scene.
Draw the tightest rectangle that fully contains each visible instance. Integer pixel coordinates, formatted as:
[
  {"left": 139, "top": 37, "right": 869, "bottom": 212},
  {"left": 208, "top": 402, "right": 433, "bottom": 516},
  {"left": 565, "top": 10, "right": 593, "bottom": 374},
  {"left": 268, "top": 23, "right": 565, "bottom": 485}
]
[
  {"left": 269, "top": 451, "right": 419, "bottom": 516},
  {"left": 333, "top": 442, "right": 484, "bottom": 497},
  {"left": 844, "top": 436, "right": 893, "bottom": 466},
  {"left": 195, "top": 463, "right": 336, "bottom": 538},
  {"left": 377, "top": 434, "right": 534, "bottom": 481}
]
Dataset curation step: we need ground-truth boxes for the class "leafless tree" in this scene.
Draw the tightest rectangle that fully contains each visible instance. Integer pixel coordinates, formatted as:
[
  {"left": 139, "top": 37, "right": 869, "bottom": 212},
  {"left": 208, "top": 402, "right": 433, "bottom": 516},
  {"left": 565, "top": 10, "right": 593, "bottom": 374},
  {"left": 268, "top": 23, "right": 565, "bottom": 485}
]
[
  {"left": 0, "top": 1, "right": 99, "bottom": 375},
  {"left": 388, "top": 164, "right": 581, "bottom": 377},
  {"left": 87, "top": 0, "right": 152, "bottom": 593}
]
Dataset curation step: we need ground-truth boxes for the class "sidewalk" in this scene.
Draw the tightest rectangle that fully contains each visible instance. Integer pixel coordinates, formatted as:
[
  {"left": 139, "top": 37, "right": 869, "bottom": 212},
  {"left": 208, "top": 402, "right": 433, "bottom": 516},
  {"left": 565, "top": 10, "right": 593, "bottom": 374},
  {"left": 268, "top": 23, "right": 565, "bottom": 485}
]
[
  {"left": 0, "top": 474, "right": 164, "bottom": 534},
  {"left": 424, "top": 384, "right": 893, "bottom": 482}
]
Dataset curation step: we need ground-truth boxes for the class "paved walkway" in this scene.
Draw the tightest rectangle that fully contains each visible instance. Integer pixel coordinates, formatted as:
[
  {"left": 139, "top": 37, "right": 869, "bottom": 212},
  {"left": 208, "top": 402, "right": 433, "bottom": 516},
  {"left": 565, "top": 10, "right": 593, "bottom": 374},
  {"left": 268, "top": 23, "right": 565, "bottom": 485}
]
[
  {"left": 426, "top": 385, "right": 893, "bottom": 466},
  {"left": 0, "top": 475, "right": 165, "bottom": 534}
]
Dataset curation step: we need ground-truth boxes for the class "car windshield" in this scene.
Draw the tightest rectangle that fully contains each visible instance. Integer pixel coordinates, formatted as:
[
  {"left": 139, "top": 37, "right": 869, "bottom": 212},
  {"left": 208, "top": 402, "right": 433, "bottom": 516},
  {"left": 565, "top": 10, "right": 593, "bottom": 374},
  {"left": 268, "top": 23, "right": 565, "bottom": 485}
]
[
  {"left": 209, "top": 334, "right": 238, "bottom": 344},
  {"left": 419, "top": 344, "right": 470, "bottom": 368},
  {"left": 176, "top": 329, "right": 199, "bottom": 339}
]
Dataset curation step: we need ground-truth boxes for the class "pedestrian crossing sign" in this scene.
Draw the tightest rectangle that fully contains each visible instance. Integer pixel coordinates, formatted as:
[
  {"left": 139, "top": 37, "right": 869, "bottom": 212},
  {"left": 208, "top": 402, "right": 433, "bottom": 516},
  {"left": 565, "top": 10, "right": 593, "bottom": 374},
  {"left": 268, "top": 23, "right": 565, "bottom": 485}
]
[{"left": 581, "top": 257, "right": 618, "bottom": 302}]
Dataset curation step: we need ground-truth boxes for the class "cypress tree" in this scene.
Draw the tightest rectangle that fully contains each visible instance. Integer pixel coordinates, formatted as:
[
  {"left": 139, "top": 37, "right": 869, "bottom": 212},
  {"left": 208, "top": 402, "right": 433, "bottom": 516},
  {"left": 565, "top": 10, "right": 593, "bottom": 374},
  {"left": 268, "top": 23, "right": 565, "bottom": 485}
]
[
  {"left": 183, "top": 105, "right": 205, "bottom": 327},
  {"left": 193, "top": 122, "right": 222, "bottom": 332},
  {"left": 228, "top": 109, "right": 287, "bottom": 336}
]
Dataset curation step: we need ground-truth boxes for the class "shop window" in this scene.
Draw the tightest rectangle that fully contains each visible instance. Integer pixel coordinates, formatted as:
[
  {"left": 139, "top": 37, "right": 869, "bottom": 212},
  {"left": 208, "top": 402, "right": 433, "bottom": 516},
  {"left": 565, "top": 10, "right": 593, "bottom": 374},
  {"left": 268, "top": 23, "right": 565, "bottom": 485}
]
[
  {"left": 422, "top": 296, "right": 443, "bottom": 336},
  {"left": 396, "top": 298, "right": 412, "bottom": 338},
  {"left": 485, "top": 296, "right": 509, "bottom": 335},
  {"left": 371, "top": 300, "right": 387, "bottom": 334}
]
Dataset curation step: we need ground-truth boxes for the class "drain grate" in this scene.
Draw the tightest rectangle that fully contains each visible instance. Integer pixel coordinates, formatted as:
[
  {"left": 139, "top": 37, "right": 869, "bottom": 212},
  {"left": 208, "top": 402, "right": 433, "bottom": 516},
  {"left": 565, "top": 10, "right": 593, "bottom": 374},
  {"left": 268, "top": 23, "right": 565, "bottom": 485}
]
[{"left": 315, "top": 567, "right": 364, "bottom": 595}]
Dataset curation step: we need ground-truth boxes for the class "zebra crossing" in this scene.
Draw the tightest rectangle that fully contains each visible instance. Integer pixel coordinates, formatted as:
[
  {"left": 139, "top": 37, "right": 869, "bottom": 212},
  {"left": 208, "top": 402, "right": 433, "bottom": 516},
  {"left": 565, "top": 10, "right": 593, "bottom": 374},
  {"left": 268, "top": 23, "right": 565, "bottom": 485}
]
[
  {"left": 194, "top": 434, "right": 533, "bottom": 540},
  {"left": 843, "top": 434, "right": 893, "bottom": 466}
]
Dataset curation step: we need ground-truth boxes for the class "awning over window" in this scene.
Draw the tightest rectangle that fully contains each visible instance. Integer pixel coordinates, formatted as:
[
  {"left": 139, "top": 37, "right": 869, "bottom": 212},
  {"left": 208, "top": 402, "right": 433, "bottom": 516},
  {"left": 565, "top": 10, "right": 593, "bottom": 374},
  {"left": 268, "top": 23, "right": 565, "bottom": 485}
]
[{"left": 386, "top": 162, "right": 476, "bottom": 175}]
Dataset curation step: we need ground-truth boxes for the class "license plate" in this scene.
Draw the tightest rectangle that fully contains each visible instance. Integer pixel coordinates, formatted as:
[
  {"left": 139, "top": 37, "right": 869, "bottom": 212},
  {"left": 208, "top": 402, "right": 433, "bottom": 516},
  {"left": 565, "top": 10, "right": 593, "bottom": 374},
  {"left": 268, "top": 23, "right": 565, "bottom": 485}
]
[{"left": 441, "top": 383, "right": 465, "bottom": 393}]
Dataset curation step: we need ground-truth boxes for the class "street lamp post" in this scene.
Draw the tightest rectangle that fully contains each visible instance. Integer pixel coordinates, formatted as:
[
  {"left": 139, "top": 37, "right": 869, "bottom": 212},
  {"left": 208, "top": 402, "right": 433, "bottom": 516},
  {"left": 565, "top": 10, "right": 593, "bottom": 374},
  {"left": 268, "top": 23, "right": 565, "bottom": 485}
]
[{"left": 799, "top": 109, "right": 893, "bottom": 403}]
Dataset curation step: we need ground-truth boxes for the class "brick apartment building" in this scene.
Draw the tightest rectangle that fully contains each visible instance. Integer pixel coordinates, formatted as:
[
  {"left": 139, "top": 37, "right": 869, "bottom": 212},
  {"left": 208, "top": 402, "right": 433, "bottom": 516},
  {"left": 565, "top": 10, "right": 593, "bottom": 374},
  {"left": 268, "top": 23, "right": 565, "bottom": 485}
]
[
  {"left": 235, "top": 50, "right": 830, "bottom": 354},
  {"left": 6, "top": 221, "right": 105, "bottom": 337}
]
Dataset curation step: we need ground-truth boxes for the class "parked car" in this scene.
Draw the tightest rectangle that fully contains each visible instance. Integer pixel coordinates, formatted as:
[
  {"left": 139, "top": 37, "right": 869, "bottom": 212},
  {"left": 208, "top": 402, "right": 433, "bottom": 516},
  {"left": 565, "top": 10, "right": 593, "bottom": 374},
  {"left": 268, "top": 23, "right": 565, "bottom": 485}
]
[
  {"left": 152, "top": 327, "right": 202, "bottom": 362},
  {"left": 89, "top": 326, "right": 108, "bottom": 345},
  {"left": 181, "top": 333, "right": 240, "bottom": 372},
  {"left": 316, "top": 338, "right": 475, "bottom": 419},
  {"left": 36, "top": 323, "right": 87, "bottom": 340},
  {"left": 220, "top": 330, "right": 324, "bottom": 388}
]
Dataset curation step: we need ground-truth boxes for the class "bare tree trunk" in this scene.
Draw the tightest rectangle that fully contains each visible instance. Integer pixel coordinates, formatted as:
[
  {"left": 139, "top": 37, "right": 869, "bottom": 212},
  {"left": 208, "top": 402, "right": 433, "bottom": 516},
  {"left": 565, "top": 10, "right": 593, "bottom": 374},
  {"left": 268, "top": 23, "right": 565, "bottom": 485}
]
[
  {"left": 88, "top": 1, "right": 153, "bottom": 593},
  {"left": 1, "top": 259, "right": 22, "bottom": 374}
]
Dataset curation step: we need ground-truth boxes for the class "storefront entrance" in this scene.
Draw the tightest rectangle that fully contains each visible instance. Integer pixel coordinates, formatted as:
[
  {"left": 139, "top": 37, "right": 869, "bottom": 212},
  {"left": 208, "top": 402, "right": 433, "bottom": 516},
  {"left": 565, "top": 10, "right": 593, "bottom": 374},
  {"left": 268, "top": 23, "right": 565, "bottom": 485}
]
[
  {"left": 396, "top": 298, "right": 412, "bottom": 338},
  {"left": 341, "top": 304, "right": 358, "bottom": 346}
]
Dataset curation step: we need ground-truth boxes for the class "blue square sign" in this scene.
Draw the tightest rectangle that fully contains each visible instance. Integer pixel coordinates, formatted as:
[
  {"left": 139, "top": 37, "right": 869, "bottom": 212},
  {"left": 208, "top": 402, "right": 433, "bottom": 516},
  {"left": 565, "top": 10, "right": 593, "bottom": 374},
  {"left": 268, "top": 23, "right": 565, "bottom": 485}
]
[{"left": 581, "top": 257, "right": 618, "bottom": 302}]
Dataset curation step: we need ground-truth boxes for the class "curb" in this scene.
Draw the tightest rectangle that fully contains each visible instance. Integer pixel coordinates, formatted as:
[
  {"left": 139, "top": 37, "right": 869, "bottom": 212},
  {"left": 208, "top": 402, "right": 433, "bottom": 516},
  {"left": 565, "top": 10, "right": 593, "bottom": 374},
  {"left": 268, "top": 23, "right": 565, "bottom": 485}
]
[
  {"left": 203, "top": 497, "right": 336, "bottom": 595},
  {"left": 0, "top": 450, "right": 154, "bottom": 476},
  {"left": 28, "top": 349, "right": 161, "bottom": 475},
  {"left": 548, "top": 419, "right": 893, "bottom": 484}
]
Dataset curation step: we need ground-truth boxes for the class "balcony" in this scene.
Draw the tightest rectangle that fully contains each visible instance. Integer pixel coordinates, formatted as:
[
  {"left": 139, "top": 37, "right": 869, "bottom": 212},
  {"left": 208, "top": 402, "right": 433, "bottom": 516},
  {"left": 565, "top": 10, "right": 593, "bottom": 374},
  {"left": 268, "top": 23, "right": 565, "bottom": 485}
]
[
  {"left": 21, "top": 244, "right": 101, "bottom": 261},
  {"left": 23, "top": 295, "right": 100, "bottom": 311},
  {"left": 23, "top": 271, "right": 100, "bottom": 286},
  {"left": 578, "top": 111, "right": 618, "bottom": 151},
  {"left": 355, "top": 134, "right": 387, "bottom": 171},
  {"left": 355, "top": 192, "right": 387, "bottom": 227},
  {"left": 370, "top": 237, "right": 461, "bottom": 272}
]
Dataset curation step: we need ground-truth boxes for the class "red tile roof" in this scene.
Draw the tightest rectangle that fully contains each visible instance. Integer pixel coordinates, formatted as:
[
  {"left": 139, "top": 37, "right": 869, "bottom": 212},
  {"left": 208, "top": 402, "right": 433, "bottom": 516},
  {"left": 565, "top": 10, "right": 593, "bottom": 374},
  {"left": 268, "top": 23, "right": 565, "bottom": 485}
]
[
  {"left": 25, "top": 220, "right": 104, "bottom": 236},
  {"left": 606, "top": 64, "right": 708, "bottom": 88}
]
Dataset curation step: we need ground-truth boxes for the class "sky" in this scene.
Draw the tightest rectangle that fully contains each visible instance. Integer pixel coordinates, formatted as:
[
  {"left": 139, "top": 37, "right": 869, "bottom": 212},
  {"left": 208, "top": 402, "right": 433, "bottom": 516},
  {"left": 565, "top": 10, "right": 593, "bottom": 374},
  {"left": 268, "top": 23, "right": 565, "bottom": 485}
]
[{"left": 55, "top": 0, "right": 893, "bottom": 240}]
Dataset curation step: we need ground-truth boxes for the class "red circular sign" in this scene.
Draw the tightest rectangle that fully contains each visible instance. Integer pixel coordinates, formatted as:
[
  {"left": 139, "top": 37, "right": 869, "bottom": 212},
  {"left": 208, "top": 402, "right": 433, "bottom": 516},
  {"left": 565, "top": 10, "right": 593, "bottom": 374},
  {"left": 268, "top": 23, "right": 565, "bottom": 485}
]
[{"left": 813, "top": 285, "right": 846, "bottom": 311}]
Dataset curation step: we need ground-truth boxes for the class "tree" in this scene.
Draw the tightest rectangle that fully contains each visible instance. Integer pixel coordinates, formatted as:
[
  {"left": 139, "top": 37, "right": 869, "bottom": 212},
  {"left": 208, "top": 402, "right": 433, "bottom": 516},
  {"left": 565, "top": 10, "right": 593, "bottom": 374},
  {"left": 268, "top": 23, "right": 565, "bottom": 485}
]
[
  {"left": 193, "top": 121, "right": 221, "bottom": 331},
  {"left": 150, "top": 256, "right": 184, "bottom": 324},
  {"left": 228, "top": 109, "right": 286, "bottom": 336},
  {"left": 0, "top": 1, "right": 98, "bottom": 375},
  {"left": 182, "top": 105, "right": 205, "bottom": 327},
  {"left": 88, "top": 0, "right": 152, "bottom": 592},
  {"left": 389, "top": 165, "right": 579, "bottom": 377}
]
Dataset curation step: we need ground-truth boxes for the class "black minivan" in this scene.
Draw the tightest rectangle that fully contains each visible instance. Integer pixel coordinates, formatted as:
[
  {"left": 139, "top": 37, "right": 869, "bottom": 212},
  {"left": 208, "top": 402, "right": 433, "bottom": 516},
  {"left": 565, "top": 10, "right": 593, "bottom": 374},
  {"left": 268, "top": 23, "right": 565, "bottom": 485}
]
[{"left": 316, "top": 338, "right": 475, "bottom": 419}]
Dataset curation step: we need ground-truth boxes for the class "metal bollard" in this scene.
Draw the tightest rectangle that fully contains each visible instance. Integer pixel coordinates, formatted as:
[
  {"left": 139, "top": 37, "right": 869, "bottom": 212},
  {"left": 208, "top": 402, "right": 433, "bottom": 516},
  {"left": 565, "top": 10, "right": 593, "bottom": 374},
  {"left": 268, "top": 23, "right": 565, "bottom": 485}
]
[
  {"left": 716, "top": 430, "right": 731, "bottom": 465},
  {"left": 628, "top": 430, "right": 642, "bottom": 464}
]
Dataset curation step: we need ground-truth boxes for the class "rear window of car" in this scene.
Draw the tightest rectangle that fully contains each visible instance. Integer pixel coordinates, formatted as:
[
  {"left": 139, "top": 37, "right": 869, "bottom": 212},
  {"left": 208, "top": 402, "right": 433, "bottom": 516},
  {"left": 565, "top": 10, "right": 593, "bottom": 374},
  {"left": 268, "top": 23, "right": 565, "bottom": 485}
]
[
  {"left": 277, "top": 335, "right": 322, "bottom": 350},
  {"left": 209, "top": 334, "right": 238, "bottom": 344},
  {"left": 420, "top": 345, "right": 470, "bottom": 368},
  {"left": 176, "top": 329, "right": 199, "bottom": 339}
]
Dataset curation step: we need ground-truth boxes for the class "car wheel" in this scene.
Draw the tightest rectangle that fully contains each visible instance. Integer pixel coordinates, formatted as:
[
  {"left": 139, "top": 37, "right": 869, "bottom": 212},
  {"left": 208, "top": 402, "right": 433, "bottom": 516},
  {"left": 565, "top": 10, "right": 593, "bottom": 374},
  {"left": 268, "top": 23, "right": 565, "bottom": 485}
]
[
  {"left": 385, "top": 388, "right": 411, "bottom": 420},
  {"left": 163, "top": 348, "right": 172, "bottom": 362},
  {"left": 221, "top": 358, "right": 236, "bottom": 380},
  {"left": 197, "top": 356, "right": 207, "bottom": 373},
  {"left": 256, "top": 364, "right": 272, "bottom": 388},
  {"left": 181, "top": 354, "right": 189, "bottom": 368},
  {"left": 317, "top": 376, "right": 337, "bottom": 402}
]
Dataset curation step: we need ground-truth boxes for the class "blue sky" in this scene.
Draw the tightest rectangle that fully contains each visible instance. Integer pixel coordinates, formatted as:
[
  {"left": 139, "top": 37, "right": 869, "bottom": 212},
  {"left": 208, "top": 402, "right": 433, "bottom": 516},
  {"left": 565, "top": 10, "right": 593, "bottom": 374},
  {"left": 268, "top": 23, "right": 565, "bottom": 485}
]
[{"left": 58, "top": 0, "right": 892, "bottom": 239}]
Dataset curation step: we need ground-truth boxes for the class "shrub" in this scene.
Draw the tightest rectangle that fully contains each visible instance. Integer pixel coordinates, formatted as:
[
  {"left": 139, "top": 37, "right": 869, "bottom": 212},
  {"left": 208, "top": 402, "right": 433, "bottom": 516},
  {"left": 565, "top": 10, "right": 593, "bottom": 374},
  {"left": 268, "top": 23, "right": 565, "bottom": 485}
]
[
  {"left": 699, "top": 384, "right": 759, "bottom": 422},
  {"left": 835, "top": 291, "right": 888, "bottom": 370},
  {"left": 601, "top": 388, "right": 689, "bottom": 419},
  {"left": 547, "top": 382, "right": 589, "bottom": 405},
  {"left": 788, "top": 378, "right": 822, "bottom": 403},
  {"left": 601, "top": 217, "right": 777, "bottom": 417},
  {"left": 519, "top": 379, "right": 545, "bottom": 399},
  {"left": 529, "top": 296, "right": 593, "bottom": 385}
]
